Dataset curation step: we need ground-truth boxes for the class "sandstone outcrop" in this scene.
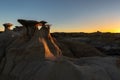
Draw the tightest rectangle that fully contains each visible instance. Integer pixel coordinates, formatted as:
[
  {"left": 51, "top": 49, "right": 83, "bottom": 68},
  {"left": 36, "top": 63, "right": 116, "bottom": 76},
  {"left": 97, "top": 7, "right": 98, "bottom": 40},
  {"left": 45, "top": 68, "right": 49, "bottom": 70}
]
[{"left": 0, "top": 19, "right": 120, "bottom": 80}]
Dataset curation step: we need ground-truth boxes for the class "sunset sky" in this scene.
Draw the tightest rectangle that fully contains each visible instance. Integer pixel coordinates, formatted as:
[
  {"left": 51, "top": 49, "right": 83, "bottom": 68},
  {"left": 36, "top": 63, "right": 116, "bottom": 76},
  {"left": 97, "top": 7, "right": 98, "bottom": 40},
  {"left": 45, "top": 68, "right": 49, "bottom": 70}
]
[{"left": 0, "top": 0, "right": 120, "bottom": 33}]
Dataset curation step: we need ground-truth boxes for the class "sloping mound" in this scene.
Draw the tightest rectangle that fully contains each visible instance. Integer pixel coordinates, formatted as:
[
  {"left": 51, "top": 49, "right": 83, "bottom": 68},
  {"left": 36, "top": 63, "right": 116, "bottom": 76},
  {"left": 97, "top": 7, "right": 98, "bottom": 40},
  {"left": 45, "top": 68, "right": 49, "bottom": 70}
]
[
  {"left": 0, "top": 57, "right": 120, "bottom": 80},
  {"left": 58, "top": 39, "right": 104, "bottom": 58}
]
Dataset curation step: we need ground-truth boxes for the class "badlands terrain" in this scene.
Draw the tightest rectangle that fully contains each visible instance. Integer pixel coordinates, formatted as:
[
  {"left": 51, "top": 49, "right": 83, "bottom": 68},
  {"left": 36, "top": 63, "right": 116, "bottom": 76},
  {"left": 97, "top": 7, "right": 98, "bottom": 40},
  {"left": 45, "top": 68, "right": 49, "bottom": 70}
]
[{"left": 0, "top": 19, "right": 120, "bottom": 80}]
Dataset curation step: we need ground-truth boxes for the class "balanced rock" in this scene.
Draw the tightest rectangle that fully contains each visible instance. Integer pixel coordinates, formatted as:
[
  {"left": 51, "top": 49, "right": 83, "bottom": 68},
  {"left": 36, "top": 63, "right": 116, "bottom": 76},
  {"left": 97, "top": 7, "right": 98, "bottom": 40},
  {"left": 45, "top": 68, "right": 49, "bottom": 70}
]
[{"left": 1, "top": 19, "right": 62, "bottom": 75}]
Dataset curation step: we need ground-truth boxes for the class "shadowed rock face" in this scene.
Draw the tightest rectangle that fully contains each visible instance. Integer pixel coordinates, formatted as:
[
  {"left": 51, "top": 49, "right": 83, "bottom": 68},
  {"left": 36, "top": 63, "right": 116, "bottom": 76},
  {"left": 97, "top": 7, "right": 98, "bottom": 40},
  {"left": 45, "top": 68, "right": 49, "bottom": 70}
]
[
  {"left": 0, "top": 19, "right": 62, "bottom": 74},
  {"left": 0, "top": 19, "right": 120, "bottom": 80},
  {"left": 17, "top": 19, "right": 41, "bottom": 39},
  {"left": 57, "top": 39, "right": 104, "bottom": 58},
  {"left": 0, "top": 23, "right": 19, "bottom": 62},
  {"left": 13, "top": 26, "right": 24, "bottom": 32},
  {"left": 18, "top": 19, "right": 40, "bottom": 27}
]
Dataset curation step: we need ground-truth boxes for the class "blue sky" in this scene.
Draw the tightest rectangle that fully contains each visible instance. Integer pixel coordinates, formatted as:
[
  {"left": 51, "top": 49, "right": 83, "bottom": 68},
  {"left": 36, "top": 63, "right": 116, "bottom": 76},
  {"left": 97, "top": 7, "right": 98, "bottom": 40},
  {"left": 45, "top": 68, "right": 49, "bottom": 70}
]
[{"left": 0, "top": 0, "right": 120, "bottom": 32}]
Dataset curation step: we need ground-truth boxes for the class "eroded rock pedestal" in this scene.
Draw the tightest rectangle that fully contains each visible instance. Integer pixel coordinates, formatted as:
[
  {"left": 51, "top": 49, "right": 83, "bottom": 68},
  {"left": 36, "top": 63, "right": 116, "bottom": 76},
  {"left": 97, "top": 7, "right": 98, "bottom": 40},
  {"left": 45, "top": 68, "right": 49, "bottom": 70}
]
[
  {"left": 0, "top": 23, "right": 19, "bottom": 62},
  {"left": 0, "top": 19, "right": 120, "bottom": 80},
  {"left": 0, "top": 19, "right": 62, "bottom": 75}
]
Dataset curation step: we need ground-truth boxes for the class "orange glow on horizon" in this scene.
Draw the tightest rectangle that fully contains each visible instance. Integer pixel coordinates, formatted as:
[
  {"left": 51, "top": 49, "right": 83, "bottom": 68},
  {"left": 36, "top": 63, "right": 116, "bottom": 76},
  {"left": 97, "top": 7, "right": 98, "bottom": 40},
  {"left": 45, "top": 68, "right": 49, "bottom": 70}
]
[
  {"left": 51, "top": 19, "right": 120, "bottom": 33},
  {"left": 51, "top": 26, "right": 120, "bottom": 33}
]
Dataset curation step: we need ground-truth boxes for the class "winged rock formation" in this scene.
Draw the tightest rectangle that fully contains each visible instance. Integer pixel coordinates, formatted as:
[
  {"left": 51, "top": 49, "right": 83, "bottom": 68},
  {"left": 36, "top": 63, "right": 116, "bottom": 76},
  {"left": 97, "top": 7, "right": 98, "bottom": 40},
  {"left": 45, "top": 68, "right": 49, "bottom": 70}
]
[{"left": 0, "top": 19, "right": 120, "bottom": 80}]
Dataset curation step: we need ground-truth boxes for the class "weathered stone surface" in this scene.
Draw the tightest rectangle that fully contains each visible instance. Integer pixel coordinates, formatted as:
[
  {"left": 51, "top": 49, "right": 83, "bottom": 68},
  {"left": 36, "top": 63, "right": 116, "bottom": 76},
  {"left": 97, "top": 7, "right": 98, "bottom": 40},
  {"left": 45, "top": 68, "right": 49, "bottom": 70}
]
[
  {"left": 0, "top": 57, "right": 120, "bottom": 80},
  {"left": 0, "top": 19, "right": 120, "bottom": 80},
  {"left": 1, "top": 19, "right": 61, "bottom": 74},
  {"left": 57, "top": 39, "right": 104, "bottom": 58},
  {"left": 0, "top": 23, "right": 20, "bottom": 62}
]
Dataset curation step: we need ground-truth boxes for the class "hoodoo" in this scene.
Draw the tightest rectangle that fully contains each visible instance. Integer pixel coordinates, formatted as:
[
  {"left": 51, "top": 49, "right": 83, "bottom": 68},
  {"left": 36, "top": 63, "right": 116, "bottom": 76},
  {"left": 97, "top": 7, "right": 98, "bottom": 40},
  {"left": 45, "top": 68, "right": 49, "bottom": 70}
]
[
  {"left": 3, "top": 23, "right": 13, "bottom": 32},
  {"left": 0, "top": 19, "right": 120, "bottom": 80}
]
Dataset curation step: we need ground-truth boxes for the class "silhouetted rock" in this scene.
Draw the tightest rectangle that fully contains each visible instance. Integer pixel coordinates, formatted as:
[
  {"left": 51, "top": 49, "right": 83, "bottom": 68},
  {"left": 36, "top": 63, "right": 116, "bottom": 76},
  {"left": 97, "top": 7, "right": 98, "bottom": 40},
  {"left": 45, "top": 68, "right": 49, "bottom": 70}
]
[
  {"left": 17, "top": 19, "right": 41, "bottom": 39},
  {"left": 3, "top": 23, "right": 13, "bottom": 32},
  {"left": 0, "top": 19, "right": 120, "bottom": 80},
  {"left": 39, "top": 20, "right": 48, "bottom": 25},
  {"left": 18, "top": 19, "right": 40, "bottom": 26},
  {"left": 0, "top": 19, "right": 62, "bottom": 74}
]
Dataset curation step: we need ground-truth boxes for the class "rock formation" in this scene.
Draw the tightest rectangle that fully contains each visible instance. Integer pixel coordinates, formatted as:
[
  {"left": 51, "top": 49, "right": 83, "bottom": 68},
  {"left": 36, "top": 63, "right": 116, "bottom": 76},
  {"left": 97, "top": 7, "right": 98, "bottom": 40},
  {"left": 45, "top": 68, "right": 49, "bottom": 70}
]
[
  {"left": 57, "top": 39, "right": 104, "bottom": 58},
  {"left": 3, "top": 23, "right": 13, "bottom": 32},
  {"left": 0, "top": 19, "right": 62, "bottom": 74},
  {"left": 0, "top": 23, "right": 19, "bottom": 62},
  {"left": 0, "top": 19, "right": 120, "bottom": 80}
]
